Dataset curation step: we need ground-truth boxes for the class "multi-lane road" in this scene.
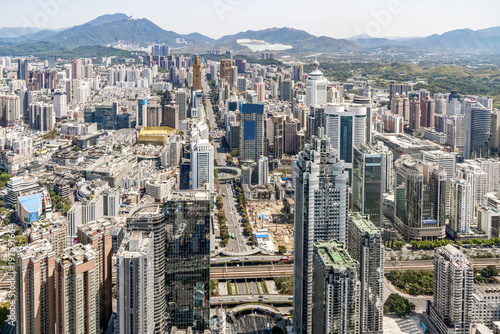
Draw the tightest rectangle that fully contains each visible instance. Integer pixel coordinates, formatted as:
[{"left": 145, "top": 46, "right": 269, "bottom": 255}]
[
  {"left": 211, "top": 294, "right": 293, "bottom": 305},
  {"left": 220, "top": 182, "right": 249, "bottom": 253},
  {"left": 211, "top": 257, "right": 500, "bottom": 279}
]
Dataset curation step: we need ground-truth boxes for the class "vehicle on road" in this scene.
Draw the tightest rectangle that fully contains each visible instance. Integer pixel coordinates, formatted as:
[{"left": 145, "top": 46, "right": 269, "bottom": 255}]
[
  {"left": 288, "top": 296, "right": 294, "bottom": 300},
  {"left": 259, "top": 295, "right": 264, "bottom": 298},
  {"left": 231, "top": 298, "right": 236, "bottom": 301}
]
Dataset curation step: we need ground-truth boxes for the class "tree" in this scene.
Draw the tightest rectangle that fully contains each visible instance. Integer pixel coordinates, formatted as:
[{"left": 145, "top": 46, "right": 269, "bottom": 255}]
[
  {"left": 0, "top": 301, "right": 9, "bottom": 330},
  {"left": 278, "top": 245, "right": 287, "bottom": 254},
  {"left": 230, "top": 150, "right": 239, "bottom": 157},
  {"left": 248, "top": 236, "right": 257, "bottom": 245},
  {"left": 384, "top": 294, "right": 415, "bottom": 317}
]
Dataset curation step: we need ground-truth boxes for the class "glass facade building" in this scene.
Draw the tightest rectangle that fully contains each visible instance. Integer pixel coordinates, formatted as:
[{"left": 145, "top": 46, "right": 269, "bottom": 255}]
[{"left": 165, "top": 191, "right": 211, "bottom": 333}]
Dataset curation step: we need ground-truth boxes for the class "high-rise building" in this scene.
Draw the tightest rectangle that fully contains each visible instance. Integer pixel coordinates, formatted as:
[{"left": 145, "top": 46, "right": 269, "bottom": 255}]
[
  {"left": 491, "top": 110, "right": 500, "bottom": 152},
  {"left": 175, "top": 89, "right": 187, "bottom": 121},
  {"left": 448, "top": 90, "right": 461, "bottom": 116},
  {"left": 421, "top": 96, "right": 435, "bottom": 128},
  {"left": 352, "top": 144, "right": 392, "bottom": 227},
  {"left": 280, "top": 79, "right": 293, "bottom": 101},
  {"left": 220, "top": 59, "right": 232, "bottom": 89},
  {"left": 17, "top": 58, "right": 28, "bottom": 81},
  {"left": 77, "top": 221, "right": 113, "bottom": 326},
  {"left": 389, "top": 81, "right": 413, "bottom": 107},
  {"left": 191, "top": 138, "right": 214, "bottom": 191},
  {"left": 456, "top": 162, "right": 488, "bottom": 209},
  {"left": 71, "top": 59, "right": 82, "bottom": 80},
  {"left": 391, "top": 92, "right": 410, "bottom": 121},
  {"left": 312, "top": 240, "right": 360, "bottom": 334},
  {"left": 449, "top": 179, "right": 473, "bottom": 235},
  {"left": 28, "top": 103, "right": 55, "bottom": 132},
  {"left": 464, "top": 100, "right": 491, "bottom": 159},
  {"left": 429, "top": 245, "right": 473, "bottom": 334},
  {"left": 55, "top": 244, "right": 100, "bottom": 334},
  {"left": 305, "top": 61, "right": 327, "bottom": 107},
  {"left": 293, "top": 134, "right": 349, "bottom": 334},
  {"left": 347, "top": 213, "right": 384, "bottom": 334},
  {"left": 409, "top": 97, "right": 421, "bottom": 131},
  {"left": 394, "top": 156, "right": 447, "bottom": 240},
  {"left": 193, "top": 56, "right": 202, "bottom": 91},
  {"left": 165, "top": 191, "right": 210, "bottom": 332},
  {"left": 324, "top": 103, "right": 367, "bottom": 171},
  {"left": 258, "top": 156, "right": 269, "bottom": 185},
  {"left": 117, "top": 231, "right": 155, "bottom": 334},
  {"left": 53, "top": 91, "right": 67, "bottom": 118},
  {"left": 16, "top": 239, "right": 56, "bottom": 334},
  {"left": 126, "top": 204, "right": 167, "bottom": 334},
  {"left": 0, "top": 93, "right": 22, "bottom": 127},
  {"left": 239, "top": 103, "right": 264, "bottom": 162},
  {"left": 137, "top": 98, "right": 148, "bottom": 128}
]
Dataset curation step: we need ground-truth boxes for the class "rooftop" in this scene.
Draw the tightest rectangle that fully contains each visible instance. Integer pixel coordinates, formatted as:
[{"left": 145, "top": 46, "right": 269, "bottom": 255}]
[
  {"left": 349, "top": 213, "right": 381, "bottom": 235},
  {"left": 315, "top": 240, "right": 357, "bottom": 269}
]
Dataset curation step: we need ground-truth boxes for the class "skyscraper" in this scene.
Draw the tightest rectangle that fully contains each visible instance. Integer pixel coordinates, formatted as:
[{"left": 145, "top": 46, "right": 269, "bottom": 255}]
[
  {"left": 421, "top": 96, "right": 435, "bottom": 128},
  {"left": 352, "top": 144, "right": 392, "bottom": 227},
  {"left": 324, "top": 103, "right": 367, "bottom": 171},
  {"left": 16, "top": 239, "right": 56, "bottom": 334},
  {"left": 464, "top": 100, "right": 491, "bottom": 159},
  {"left": 449, "top": 179, "right": 473, "bottom": 235},
  {"left": 193, "top": 55, "right": 202, "bottom": 91},
  {"left": 17, "top": 58, "right": 28, "bottom": 81},
  {"left": 191, "top": 138, "right": 214, "bottom": 192},
  {"left": 117, "top": 231, "right": 155, "bottom": 334},
  {"left": 28, "top": 103, "right": 55, "bottom": 132},
  {"left": 77, "top": 221, "right": 113, "bottom": 326},
  {"left": 55, "top": 244, "right": 100, "bottom": 334},
  {"left": 293, "top": 134, "right": 349, "bottom": 334},
  {"left": 165, "top": 190, "right": 210, "bottom": 332},
  {"left": 220, "top": 58, "right": 232, "bottom": 89},
  {"left": 389, "top": 81, "right": 413, "bottom": 107},
  {"left": 239, "top": 103, "right": 264, "bottom": 162},
  {"left": 409, "top": 97, "right": 421, "bottom": 131},
  {"left": 305, "top": 60, "right": 327, "bottom": 107},
  {"left": 312, "top": 240, "right": 360, "bottom": 334},
  {"left": 429, "top": 245, "right": 473, "bottom": 334},
  {"left": 347, "top": 213, "right": 384, "bottom": 334},
  {"left": 53, "top": 91, "right": 67, "bottom": 118},
  {"left": 127, "top": 204, "right": 167, "bottom": 334},
  {"left": 71, "top": 59, "right": 82, "bottom": 80},
  {"left": 394, "top": 156, "right": 447, "bottom": 240}
]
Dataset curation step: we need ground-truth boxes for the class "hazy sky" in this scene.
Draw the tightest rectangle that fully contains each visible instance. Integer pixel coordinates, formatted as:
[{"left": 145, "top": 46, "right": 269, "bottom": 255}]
[{"left": 2, "top": 0, "right": 500, "bottom": 39}]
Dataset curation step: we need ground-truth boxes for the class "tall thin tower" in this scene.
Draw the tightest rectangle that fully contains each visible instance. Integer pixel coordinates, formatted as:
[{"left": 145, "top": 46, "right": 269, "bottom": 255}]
[{"left": 293, "top": 133, "right": 348, "bottom": 334}]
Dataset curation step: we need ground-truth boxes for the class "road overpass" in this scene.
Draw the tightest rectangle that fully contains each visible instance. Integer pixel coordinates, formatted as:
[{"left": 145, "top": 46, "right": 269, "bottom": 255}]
[{"left": 210, "top": 258, "right": 500, "bottom": 279}]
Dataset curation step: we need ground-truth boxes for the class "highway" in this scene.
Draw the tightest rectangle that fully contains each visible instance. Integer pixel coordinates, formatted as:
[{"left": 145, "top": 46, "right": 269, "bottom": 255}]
[
  {"left": 211, "top": 255, "right": 290, "bottom": 264},
  {"left": 211, "top": 258, "right": 500, "bottom": 279},
  {"left": 211, "top": 294, "right": 293, "bottom": 305},
  {"left": 221, "top": 182, "right": 249, "bottom": 253}
]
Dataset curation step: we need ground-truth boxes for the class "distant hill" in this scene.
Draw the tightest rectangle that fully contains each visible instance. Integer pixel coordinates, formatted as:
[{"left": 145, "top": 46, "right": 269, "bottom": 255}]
[
  {"left": 2, "top": 14, "right": 500, "bottom": 55},
  {"left": 216, "top": 27, "right": 315, "bottom": 45}
]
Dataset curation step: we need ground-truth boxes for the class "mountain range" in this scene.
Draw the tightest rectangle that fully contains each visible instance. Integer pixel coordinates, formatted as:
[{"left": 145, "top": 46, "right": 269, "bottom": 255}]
[{"left": 1, "top": 13, "right": 500, "bottom": 55}]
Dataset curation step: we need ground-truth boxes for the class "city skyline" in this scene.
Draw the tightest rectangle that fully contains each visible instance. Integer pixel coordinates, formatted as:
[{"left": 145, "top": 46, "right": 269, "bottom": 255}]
[{"left": 0, "top": 0, "right": 499, "bottom": 39}]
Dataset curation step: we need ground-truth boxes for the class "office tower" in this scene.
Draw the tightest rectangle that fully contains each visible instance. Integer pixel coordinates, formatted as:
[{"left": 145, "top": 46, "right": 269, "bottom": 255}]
[
  {"left": 234, "top": 59, "right": 246, "bottom": 73},
  {"left": 254, "top": 82, "right": 265, "bottom": 102},
  {"left": 16, "top": 239, "right": 56, "bottom": 334},
  {"left": 352, "top": 144, "right": 392, "bottom": 227},
  {"left": 77, "top": 221, "right": 113, "bottom": 326},
  {"left": 280, "top": 79, "right": 293, "bottom": 101},
  {"left": 231, "top": 66, "right": 238, "bottom": 88},
  {"left": 324, "top": 103, "right": 367, "bottom": 171},
  {"left": 464, "top": 100, "right": 491, "bottom": 159},
  {"left": 394, "top": 156, "right": 447, "bottom": 240},
  {"left": 55, "top": 244, "right": 100, "bottom": 334},
  {"left": 193, "top": 55, "right": 202, "bottom": 91},
  {"left": 477, "top": 204, "right": 500, "bottom": 238},
  {"left": 137, "top": 98, "right": 148, "bottom": 127},
  {"left": 163, "top": 104, "right": 179, "bottom": 129},
  {"left": 293, "top": 63, "right": 303, "bottom": 81},
  {"left": 239, "top": 103, "right": 264, "bottom": 162},
  {"left": 165, "top": 191, "right": 210, "bottom": 332},
  {"left": 284, "top": 120, "right": 299, "bottom": 155},
  {"left": 71, "top": 59, "right": 82, "bottom": 80},
  {"left": 312, "top": 240, "right": 360, "bottom": 334},
  {"left": 353, "top": 95, "right": 374, "bottom": 145},
  {"left": 220, "top": 58, "right": 232, "bottom": 88},
  {"left": 491, "top": 110, "right": 500, "bottom": 152},
  {"left": 117, "top": 231, "right": 155, "bottom": 334},
  {"left": 347, "top": 213, "right": 384, "bottom": 334},
  {"left": 409, "top": 97, "right": 421, "bottom": 131},
  {"left": 305, "top": 61, "right": 327, "bottom": 107},
  {"left": 53, "top": 91, "right": 67, "bottom": 118},
  {"left": 127, "top": 204, "right": 167, "bottom": 333},
  {"left": 0, "top": 94, "right": 21, "bottom": 126},
  {"left": 448, "top": 90, "right": 461, "bottom": 116},
  {"left": 17, "top": 58, "right": 28, "bottom": 81},
  {"left": 28, "top": 103, "right": 55, "bottom": 132},
  {"left": 456, "top": 162, "right": 488, "bottom": 210},
  {"left": 429, "top": 245, "right": 473, "bottom": 334},
  {"left": 293, "top": 134, "right": 349, "bottom": 334},
  {"left": 191, "top": 138, "right": 214, "bottom": 191},
  {"left": 449, "top": 179, "right": 473, "bottom": 235},
  {"left": 389, "top": 81, "right": 413, "bottom": 107},
  {"left": 258, "top": 156, "right": 269, "bottom": 185},
  {"left": 421, "top": 96, "right": 435, "bottom": 128},
  {"left": 174, "top": 89, "right": 187, "bottom": 121}
]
